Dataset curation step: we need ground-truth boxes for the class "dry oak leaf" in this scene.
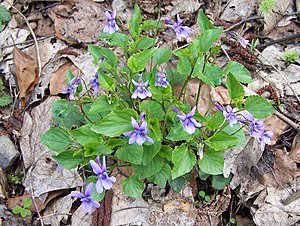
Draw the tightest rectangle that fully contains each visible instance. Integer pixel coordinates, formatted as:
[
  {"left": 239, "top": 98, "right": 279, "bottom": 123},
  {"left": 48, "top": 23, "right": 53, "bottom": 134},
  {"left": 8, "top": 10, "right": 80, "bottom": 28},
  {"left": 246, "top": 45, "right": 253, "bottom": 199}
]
[
  {"left": 13, "top": 47, "right": 38, "bottom": 108},
  {"left": 289, "top": 133, "right": 300, "bottom": 163}
]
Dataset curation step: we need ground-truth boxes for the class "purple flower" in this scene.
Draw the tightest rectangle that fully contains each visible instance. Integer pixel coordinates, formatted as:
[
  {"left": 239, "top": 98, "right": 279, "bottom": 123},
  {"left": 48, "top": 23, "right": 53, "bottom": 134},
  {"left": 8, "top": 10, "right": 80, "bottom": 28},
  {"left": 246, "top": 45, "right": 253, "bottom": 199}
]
[
  {"left": 71, "top": 183, "right": 100, "bottom": 213},
  {"left": 242, "top": 111, "right": 265, "bottom": 138},
  {"left": 123, "top": 112, "right": 154, "bottom": 145},
  {"left": 90, "top": 156, "right": 116, "bottom": 194},
  {"left": 172, "top": 106, "right": 201, "bottom": 134},
  {"left": 131, "top": 74, "right": 152, "bottom": 99},
  {"left": 165, "top": 15, "right": 191, "bottom": 41},
  {"left": 216, "top": 104, "right": 238, "bottom": 127},
  {"left": 154, "top": 70, "right": 169, "bottom": 88},
  {"left": 229, "top": 32, "right": 249, "bottom": 48},
  {"left": 258, "top": 131, "right": 273, "bottom": 152},
  {"left": 90, "top": 73, "right": 100, "bottom": 97},
  {"left": 103, "top": 11, "right": 119, "bottom": 34},
  {"left": 62, "top": 77, "right": 81, "bottom": 101}
]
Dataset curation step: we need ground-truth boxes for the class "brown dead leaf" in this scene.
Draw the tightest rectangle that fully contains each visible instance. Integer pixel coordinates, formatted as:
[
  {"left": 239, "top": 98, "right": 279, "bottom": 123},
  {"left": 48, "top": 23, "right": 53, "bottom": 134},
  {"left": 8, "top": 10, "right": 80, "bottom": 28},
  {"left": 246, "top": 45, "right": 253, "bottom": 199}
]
[
  {"left": 262, "top": 0, "right": 290, "bottom": 35},
  {"left": 258, "top": 149, "right": 300, "bottom": 187},
  {"left": 289, "top": 133, "right": 300, "bottom": 163},
  {"left": 263, "top": 115, "right": 287, "bottom": 145},
  {"left": 7, "top": 191, "right": 43, "bottom": 212},
  {"left": 50, "top": 61, "right": 83, "bottom": 95},
  {"left": 13, "top": 47, "right": 38, "bottom": 109}
]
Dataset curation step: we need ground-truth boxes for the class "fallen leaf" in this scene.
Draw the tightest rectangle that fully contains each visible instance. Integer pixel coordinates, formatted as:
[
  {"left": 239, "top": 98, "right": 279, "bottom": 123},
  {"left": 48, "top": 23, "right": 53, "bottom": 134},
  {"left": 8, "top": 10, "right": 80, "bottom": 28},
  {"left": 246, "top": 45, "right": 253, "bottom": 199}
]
[
  {"left": 7, "top": 191, "right": 43, "bottom": 212},
  {"left": 289, "top": 133, "right": 300, "bottom": 163},
  {"left": 261, "top": 0, "right": 290, "bottom": 35},
  {"left": 263, "top": 115, "right": 287, "bottom": 145},
  {"left": 13, "top": 47, "right": 38, "bottom": 108},
  {"left": 50, "top": 61, "right": 82, "bottom": 95}
]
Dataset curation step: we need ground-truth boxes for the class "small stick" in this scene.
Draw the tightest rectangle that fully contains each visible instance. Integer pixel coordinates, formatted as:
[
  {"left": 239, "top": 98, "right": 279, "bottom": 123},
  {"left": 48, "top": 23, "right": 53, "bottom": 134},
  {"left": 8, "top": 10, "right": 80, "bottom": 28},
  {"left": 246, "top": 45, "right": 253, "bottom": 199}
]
[
  {"left": 1, "top": 35, "right": 55, "bottom": 50},
  {"left": 223, "top": 15, "right": 263, "bottom": 33},
  {"left": 256, "top": 33, "right": 300, "bottom": 49}
]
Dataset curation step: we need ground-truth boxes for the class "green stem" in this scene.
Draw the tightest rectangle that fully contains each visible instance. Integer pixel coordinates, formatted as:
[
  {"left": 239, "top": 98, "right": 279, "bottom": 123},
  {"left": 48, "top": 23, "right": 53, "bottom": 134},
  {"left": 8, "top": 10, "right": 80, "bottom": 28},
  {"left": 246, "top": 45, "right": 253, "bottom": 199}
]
[
  {"left": 195, "top": 80, "right": 203, "bottom": 109},
  {"left": 177, "top": 74, "right": 191, "bottom": 101}
]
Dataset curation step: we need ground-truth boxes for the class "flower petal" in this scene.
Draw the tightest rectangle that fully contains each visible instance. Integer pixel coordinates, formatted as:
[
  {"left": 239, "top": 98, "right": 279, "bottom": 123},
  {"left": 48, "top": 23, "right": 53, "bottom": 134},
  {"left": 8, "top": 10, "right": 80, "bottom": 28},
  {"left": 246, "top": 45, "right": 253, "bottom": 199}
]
[
  {"left": 101, "top": 178, "right": 113, "bottom": 190},
  {"left": 96, "top": 178, "right": 104, "bottom": 193},
  {"left": 90, "top": 160, "right": 102, "bottom": 175},
  {"left": 82, "top": 201, "right": 93, "bottom": 213},
  {"left": 85, "top": 183, "right": 94, "bottom": 197},
  {"left": 71, "top": 191, "right": 85, "bottom": 199}
]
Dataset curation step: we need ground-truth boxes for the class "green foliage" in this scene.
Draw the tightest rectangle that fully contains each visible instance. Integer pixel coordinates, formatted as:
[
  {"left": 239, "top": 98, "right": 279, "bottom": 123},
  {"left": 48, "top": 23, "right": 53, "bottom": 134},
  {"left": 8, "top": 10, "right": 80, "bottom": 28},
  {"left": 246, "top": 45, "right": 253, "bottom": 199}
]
[
  {"left": 244, "top": 95, "right": 276, "bottom": 118},
  {"left": 198, "top": 190, "right": 211, "bottom": 202},
  {"left": 0, "top": 78, "right": 12, "bottom": 107},
  {"left": 39, "top": 5, "right": 276, "bottom": 204},
  {"left": 0, "top": 5, "right": 11, "bottom": 31},
  {"left": 259, "top": 0, "right": 276, "bottom": 14},
  {"left": 282, "top": 50, "right": 299, "bottom": 63},
  {"left": 12, "top": 198, "right": 32, "bottom": 218}
]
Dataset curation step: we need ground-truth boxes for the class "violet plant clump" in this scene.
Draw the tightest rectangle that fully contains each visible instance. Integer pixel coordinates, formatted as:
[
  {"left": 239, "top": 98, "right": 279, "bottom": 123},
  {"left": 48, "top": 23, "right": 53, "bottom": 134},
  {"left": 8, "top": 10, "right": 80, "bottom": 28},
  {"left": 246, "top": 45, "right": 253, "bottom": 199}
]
[{"left": 41, "top": 5, "right": 276, "bottom": 213}]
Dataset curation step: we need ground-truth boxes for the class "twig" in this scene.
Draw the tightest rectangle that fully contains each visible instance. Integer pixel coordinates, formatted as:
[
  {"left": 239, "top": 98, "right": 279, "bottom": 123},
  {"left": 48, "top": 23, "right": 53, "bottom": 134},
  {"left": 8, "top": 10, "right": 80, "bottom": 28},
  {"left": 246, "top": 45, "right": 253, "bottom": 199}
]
[
  {"left": 221, "top": 45, "right": 231, "bottom": 60},
  {"left": 254, "top": 48, "right": 300, "bottom": 103},
  {"left": 1, "top": 35, "right": 55, "bottom": 50},
  {"left": 223, "top": 15, "right": 263, "bottom": 33},
  {"left": 6, "top": 1, "right": 42, "bottom": 78},
  {"left": 256, "top": 33, "right": 300, "bottom": 49}
]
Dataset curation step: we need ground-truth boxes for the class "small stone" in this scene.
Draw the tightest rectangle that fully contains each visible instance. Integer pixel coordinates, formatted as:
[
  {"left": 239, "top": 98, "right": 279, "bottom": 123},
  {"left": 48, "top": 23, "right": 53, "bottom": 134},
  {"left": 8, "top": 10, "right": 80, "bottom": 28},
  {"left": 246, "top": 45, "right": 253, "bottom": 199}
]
[{"left": 0, "top": 135, "right": 19, "bottom": 169}]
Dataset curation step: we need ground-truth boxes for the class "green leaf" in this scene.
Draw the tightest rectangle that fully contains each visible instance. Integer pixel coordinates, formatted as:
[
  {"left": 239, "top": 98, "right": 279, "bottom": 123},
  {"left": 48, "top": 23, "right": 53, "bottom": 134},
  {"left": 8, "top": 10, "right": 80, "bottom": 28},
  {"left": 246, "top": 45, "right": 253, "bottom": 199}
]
[
  {"left": 142, "top": 141, "right": 162, "bottom": 165},
  {"left": 177, "top": 57, "right": 192, "bottom": 76},
  {"left": 199, "top": 150, "right": 224, "bottom": 175},
  {"left": 91, "top": 109, "right": 138, "bottom": 136},
  {"left": 86, "top": 176, "right": 106, "bottom": 202},
  {"left": 200, "top": 63, "right": 223, "bottom": 87},
  {"left": 225, "top": 61, "right": 252, "bottom": 83},
  {"left": 148, "top": 84, "right": 172, "bottom": 103},
  {"left": 197, "top": 9, "right": 215, "bottom": 31},
  {"left": 148, "top": 118, "right": 162, "bottom": 142},
  {"left": 129, "top": 3, "right": 142, "bottom": 39},
  {"left": 172, "top": 144, "right": 196, "bottom": 179},
  {"left": 134, "top": 155, "right": 164, "bottom": 179},
  {"left": 198, "top": 169, "right": 210, "bottom": 180},
  {"left": 147, "top": 163, "right": 171, "bottom": 188},
  {"left": 244, "top": 95, "right": 276, "bottom": 118},
  {"left": 204, "top": 133, "right": 238, "bottom": 151},
  {"left": 88, "top": 45, "right": 118, "bottom": 68},
  {"left": 107, "top": 32, "right": 129, "bottom": 48},
  {"left": 12, "top": 206, "right": 22, "bottom": 214},
  {"left": 135, "top": 37, "right": 156, "bottom": 50},
  {"left": 98, "top": 71, "right": 115, "bottom": 91},
  {"left": 40, "top": 127, "right": 73, "bottom": 152},
  {"left": 211, "top": 174, "right": 232, "bottom": 190},
  {"left": 141, "top": 20, "right": 164, "bottom": 30},
  {"left": 0, "top": 5, "right": 11, "bottom": 22},
  {"left": 21, "top": 209, "right": 31, "bottom": 217},
  {"left": 159, "top": 145, "right": 173, "bottom": 161},
  {"left": 219, "top": 123, "right": 246, "bottom": 149},
  {"left": 53, "top": 149, "right": 83, "bottom": 169},
  {"left": 226, "top": 73, "right": 245, "bottom": 102},
  {"left": 196, "top": 27, "right": 223, "bottom": 53},
  {"left": 191, "top": 56, "right": 205, "bottom": 78},
  {"left": 51, "top": 99, "right": 84, "bottom": 128},
  {"left": 89, "top": 94, "right": 119, "bottom": 116},
  {"left": 128, "top": 48, "right": 157, "bottom": 73},
  {"left": 84, "top": 143, "right": 112, "bottom": 156},
  {"left": 169, "top": 176, "right": 186, "bottom": 192},
  {"left": 70, "top": 124, "right": 100, "bottom": 146},
  {"left": 23, "top": 198, "right": 32, "bottom": 209},
  {"left": 167, "top": 123, "right": 199, "bottom": 142},
  {"left": 115, "top": 143, "right": 143, "bottom": 164},
  {"left": 206, "top": 111, "right": 225, "bottom": 131},
  {"left": 139, "top": 100, "right": 165, "bottom": 121},
  {"left": 123, "top": 175, "right": 144, "bottom": 198},
  {"left": 153, "top": 48, "right": 172, "bottom": 65},
  {"left": 0, "top": 93, "right": 12, "bottom": 107}
]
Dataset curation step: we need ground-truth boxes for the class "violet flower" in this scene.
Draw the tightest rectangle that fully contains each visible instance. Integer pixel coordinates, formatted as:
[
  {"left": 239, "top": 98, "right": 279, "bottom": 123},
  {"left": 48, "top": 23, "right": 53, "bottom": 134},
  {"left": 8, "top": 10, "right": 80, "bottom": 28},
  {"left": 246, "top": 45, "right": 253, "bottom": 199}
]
[
  {"left": 165, "top": 15, "right": 191, "bottom": 41},
  {"left": 154, "top": 69, "right": 169, "bottom": 88},
  {"left": 90, "top": 73, "right": 100, "bottom": 97},
  {"left": 216, "top": 103, "right": 238, "bottom": 127},
  {"left": 131, "top": 74, "right": 152, "bottom": 99},
  {"left": 71, "top": 183, "right": 100, "bottom": 213},
  {"left": 62, "top": 77, "right": 81, "bottom": 101},
  {"left": 90, "top": 156, "right": 116, "bottom": 194},
  {"left": 242, "top": 111, "right": 265, "bottom": 138},
  {"left": 172, "top": 106, "right": 201, "bottom": 134},
  {"left": 103, "top": 11, "right": 118, "bottom": 34},
  {"left": 229, "top": 32, "right": 249, "bottom": 48},
  {"left": 123, "top": 112, "right": 154, "bottom": 145},
  {"left": 258, "top": 131, "right": 273, "bottom": 152}
]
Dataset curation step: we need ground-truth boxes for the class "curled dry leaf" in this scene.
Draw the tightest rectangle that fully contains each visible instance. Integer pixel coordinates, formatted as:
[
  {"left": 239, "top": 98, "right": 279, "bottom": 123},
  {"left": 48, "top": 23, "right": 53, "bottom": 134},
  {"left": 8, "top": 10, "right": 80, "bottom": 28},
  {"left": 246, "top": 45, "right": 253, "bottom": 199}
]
[
  {"left": 13, "top": 47, "right": 38, "bottom": 109},
  {"left": 289, "top": 133, "right": 300, "bottom": 163}
]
